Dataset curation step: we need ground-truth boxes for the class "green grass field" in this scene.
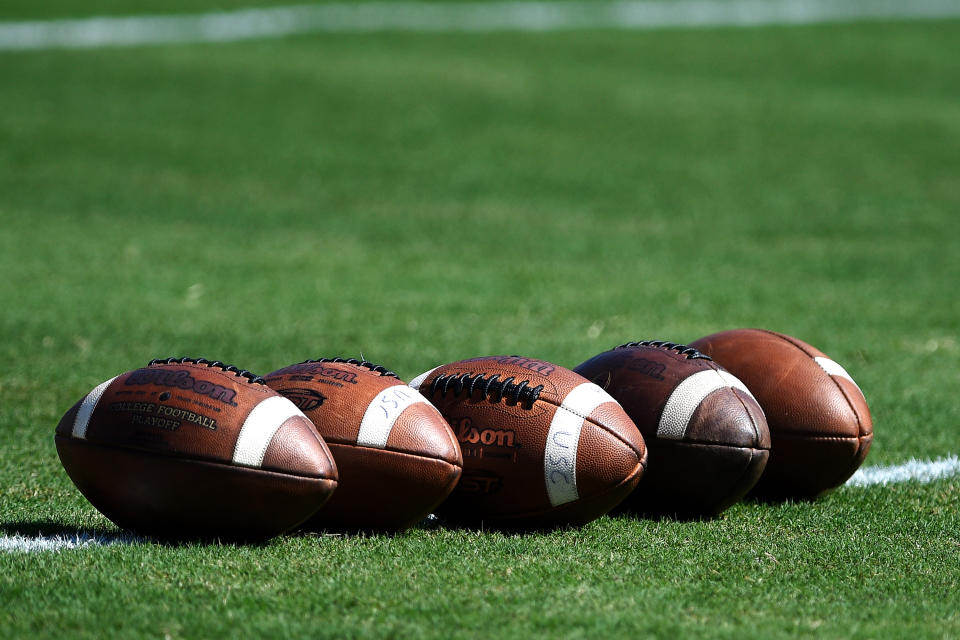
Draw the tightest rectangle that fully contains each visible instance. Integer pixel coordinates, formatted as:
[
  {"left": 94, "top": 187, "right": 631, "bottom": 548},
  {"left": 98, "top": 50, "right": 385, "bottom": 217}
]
[{"left": 1, "top": 3, "right": 959, "bottom": 637}]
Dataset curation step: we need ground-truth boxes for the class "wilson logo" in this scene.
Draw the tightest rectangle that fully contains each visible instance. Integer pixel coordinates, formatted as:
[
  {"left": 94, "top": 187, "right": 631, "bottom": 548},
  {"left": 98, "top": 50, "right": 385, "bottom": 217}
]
[
  {"left": 626, "top": 357, "right": 666, "bottom": 380},
  {"left": 270, "top": 363, "right": 358, "bottom": 384},
  {"left": 468, "top": 356, "right": 555, "bottom": 376},
  {"left": 125, "top": 369, "right": 237, "bottom": 406},
  {"left": 456, "top": 473, "right": 503, "bottom": 495},
  {"left": 279, "top": 388, "right": 326, "bottom": 412},
  {"left": 452, "top": 417, "right": 517, "bottom": 448}
]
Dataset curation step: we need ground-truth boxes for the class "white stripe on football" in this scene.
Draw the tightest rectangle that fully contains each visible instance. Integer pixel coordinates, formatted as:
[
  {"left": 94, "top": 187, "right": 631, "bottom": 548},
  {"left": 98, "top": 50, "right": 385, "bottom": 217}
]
[
  {"left": 71, "top": 376, "right": 119, "bottom": 439},
  {"left": 814, "top": 356, "right": 863, "bottom": 392},
  {"left": 232, "top": 395, "right": 307, "bottom": 468},
  {"left": 544, "top": 382, "right": 622, "bottom": 507},
  {"left": 356, "top": 385, "right": 430, "bottom": 449},
  {"left": 657, "top": 369, "right": 756, "bottom": 440}
]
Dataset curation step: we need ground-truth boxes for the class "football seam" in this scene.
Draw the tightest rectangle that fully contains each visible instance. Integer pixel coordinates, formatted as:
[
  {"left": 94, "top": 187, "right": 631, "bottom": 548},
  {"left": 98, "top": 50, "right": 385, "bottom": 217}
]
[
  {"left": 756, "top": 329, "right": 820, "bottom": 358},
  {"left": 148, "top": 359, "right": 271, "bottom": 389},
  {"left": 719, "top": 382, "right": 767, "bottom": 449},
  {"left": 413, "top": 398, "right": 463, "bottom": 466},
  {"left": 538, "top": 397, "right": 644, "bottom": 459},
  {"left": 325, "top": 440, "right": 463, "bottom": 468},
  {"left": 551, "top": 457, "right": 646, "bottom": 513},
  {"left": 769, "top": 434, "right": 861, "bottom": 442},
  {"left": 830, "top": 378, "right": 872, "bottom": 438},
  {"left": 420, "top": 368, "right": 643, "bottom": 458},
  {"left": 662, "top": 441, "right": 770, "bottom": 453},
  {"left": 756, "top": 330, "right": 870, "bottom": 440},
  {"left": 471, "top": 458, "right": 646, "bottom": 523},
  {"left": 616, "top": 341, "right": 712, "bottom": 362},
  {"left": 707, "top": 446, "right": 768, "bottom": 513},
  {"left": 656, "top": 367, "right": 760, "bottom": 442},
  {"left": 297, "top": 358, "right": 399, "bottom": 378},
  {"left": 54, "top": 433, "right": 336, "bottom": 481}
]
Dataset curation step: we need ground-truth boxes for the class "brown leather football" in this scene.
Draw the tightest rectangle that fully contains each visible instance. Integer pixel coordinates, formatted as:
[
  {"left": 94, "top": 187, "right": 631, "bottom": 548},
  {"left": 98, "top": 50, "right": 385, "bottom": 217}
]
[
  {"left": 264, "top": 358, "right": 462, "bottom": 532},
  {"left": 690, "top": 329, "right": 873, "bottom": 499},
  {"left": 409, "top": 356, "right": 647, "bottom": 529},
  {"left": 55, "top": 357, "right": 338, "bottom": 541},
  {"left": 574, "top": 341, "right": 770, "bottom": 518}
]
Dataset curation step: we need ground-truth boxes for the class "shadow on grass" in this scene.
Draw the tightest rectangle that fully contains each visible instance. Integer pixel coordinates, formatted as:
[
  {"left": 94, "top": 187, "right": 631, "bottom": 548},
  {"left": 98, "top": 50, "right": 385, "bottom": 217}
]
[
  {"left": 0, "top": 519, "right": 123, "bottom": 540},
  {"left": 408, "top": 511, "right": 723, "bottom": 533},
  {"left": 617, "top": 510, "right": 724, "bottom": 524},
  {"left": 743, "top": 493, "right": 819, "bottom": 507}
]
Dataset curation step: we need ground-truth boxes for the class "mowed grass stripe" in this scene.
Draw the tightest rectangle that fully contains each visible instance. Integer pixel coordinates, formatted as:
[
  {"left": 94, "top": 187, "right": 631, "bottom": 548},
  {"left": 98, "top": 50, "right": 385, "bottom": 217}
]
[{"left": 3, "top": 0, "right": 960, "bottom": 50}]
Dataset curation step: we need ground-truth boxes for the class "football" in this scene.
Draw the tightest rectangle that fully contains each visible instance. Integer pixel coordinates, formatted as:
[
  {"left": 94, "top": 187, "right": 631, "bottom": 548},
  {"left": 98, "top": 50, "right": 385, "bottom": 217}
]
[
  {"left": 409, "top": 355, "right": 647, "bottom": 529},
  {"left": 574, "top": 341, "right": 770, "bottom": 517},
  {"left": 264, "top": 358, "right": 462, "bottom": 532},
  {"left": 55, "top": 357, "right": 339, "bottom": 541},
  {"left": 690, "top": 329, "right": 873, "bottom": 499}
]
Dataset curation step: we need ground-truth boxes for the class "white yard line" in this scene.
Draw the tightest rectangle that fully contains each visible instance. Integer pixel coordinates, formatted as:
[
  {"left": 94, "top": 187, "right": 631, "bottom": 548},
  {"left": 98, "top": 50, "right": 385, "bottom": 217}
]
[
  {"left": 1, "top": 0, "right": 959, "bottom": 51},
  {"left": 845, "top": 454, "right": 960, "bottom": 488},
  {"left": 0, "top": 532, "right": 140, "bottom": 553},
  {"left": 1, "top": 455, "right": 956, "bottom": 552}
]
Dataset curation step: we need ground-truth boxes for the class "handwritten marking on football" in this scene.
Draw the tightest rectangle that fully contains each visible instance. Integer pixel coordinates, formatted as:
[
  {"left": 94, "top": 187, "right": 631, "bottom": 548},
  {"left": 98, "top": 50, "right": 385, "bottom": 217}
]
[
  {"left": 356, "top": 385, "right": 428, "bottom": 449},
  {"left": 544, "top": 382, "right": 619, "bottom": 507}
]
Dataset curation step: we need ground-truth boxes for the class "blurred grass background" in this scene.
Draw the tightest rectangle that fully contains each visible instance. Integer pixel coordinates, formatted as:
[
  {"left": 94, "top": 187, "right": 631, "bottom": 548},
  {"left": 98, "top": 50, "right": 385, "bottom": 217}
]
[{"left": 1, "top": 4, "right": 958, "bottom": 637}]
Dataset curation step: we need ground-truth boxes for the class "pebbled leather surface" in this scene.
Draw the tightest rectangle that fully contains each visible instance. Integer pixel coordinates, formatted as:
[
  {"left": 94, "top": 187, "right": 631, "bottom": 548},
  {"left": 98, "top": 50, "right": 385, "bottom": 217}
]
[
  {"left": 386, "top": 402, "right": 461, "bottom": 464},
  {"left": 613, "top": 441, "right": 769, "bottom": 518},
  {"left": 264, "top": 360, "right": 463, "bottom": 531},
  {"left": 690, "top": 328, "right": 873, "bottom": 498},
  {"left": 261, "top": 415, "right": 337, "bottom": 479},
  {"left": 417, "top": 356, "right": 646, "bottom": 529},
  {"left": 54, "top": 361, "right": 339, "bottom": 541},
  {"left": 265, "top": 360, "right": 461, "bottom": 461},
  {"left": 265, "top": 360, "right": 386, "bottom": 445},
  {"left": 55, "top": 436, "right": 336, "bottom": 541},
  {"left": 302, "top": 443, "right": 461, "bottom": 532},
  {"left": 574, "top": 342, "right": 770, "bottom": 517},
  {"left": 59, "top": 362, "right": 277, "bottom": 464},
  {"left": 685, "top": 388, "right": 770, "bottom": 449}
]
